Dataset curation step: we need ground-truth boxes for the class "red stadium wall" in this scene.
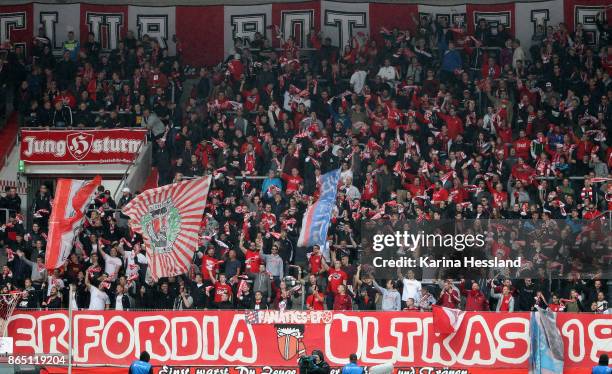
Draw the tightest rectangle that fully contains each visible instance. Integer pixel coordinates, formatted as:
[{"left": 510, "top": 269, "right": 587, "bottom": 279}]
[
  {"left": 6, "top": 310, "right": 612, "bottom": 373},
  {"left": 1, "top": 0, "right": 610, "bottom": 66}
]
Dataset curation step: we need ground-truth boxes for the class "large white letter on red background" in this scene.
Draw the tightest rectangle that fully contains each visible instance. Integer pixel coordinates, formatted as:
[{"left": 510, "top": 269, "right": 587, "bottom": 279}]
[
  {"left": 473, "top": 11, "right": 511, "bottom": 36},
  {"left": 0, "top": 12, "right": 26, "bottom": 46},
  {"left": 223, "top": 4, "right": 272, "bottom": 56},
  {"left": 280, "top": 10, "right": 314, "bottom": 48},
  {"left": 86, "top": 13, "right": 123, "bottom": 51},
  {"left": 34, "top": 3, "right": 80, "bottom": 53},
  {"left": 281, "top": 10, "right": 314, "bottom": 48},
  {"left": 324, "top": 10, "right": 366, "bottom": 48},
  {"left": 574, "top": 6, "right": 606, "bottom": 45},
  {"left": 128, "top": 6, "right": 175, "bottom": 54}
]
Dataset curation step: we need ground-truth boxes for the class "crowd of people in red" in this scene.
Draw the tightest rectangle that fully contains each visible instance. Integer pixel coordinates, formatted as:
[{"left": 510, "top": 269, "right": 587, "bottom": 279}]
[{"left": 0, "top": 11, "right": 610, "bottom": 313}]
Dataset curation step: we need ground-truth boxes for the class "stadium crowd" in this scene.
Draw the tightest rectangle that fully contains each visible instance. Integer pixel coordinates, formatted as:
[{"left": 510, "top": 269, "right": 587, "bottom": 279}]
[{"left": 0, "top": 11, "right": 611, "bottom": 313}]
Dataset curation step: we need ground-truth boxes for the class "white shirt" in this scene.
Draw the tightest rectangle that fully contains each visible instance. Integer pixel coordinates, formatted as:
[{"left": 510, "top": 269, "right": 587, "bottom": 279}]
[
  {"left": 89, "top": 286, "right": 110, "bottom": 310},
  {"left": 343, "top": 184, "right": 361, "bottom": 200},
  {"left": 69, "top": 290, "right": 78, "bottom": 310},
  {"left": 350, "top": 70, "right": 367, "bottom": 94},
  {"left": 377, "top": 66, "right": 397, "bottom": 81},
  {"left": 401, "top": 278, "right": 422, "bottom": 302},
  {"left": 123, "top": 250, "right": 146, "bottom": 276},
  {"left": 101, "top": 253, "right": 122, "bottom": 280},
  {"left": 115, "top": 293, "right": 124, "bottom": 310}
]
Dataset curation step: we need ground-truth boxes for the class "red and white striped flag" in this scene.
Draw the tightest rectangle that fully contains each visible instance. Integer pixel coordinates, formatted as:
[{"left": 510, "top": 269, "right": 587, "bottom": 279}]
[
  {"left": 122, "top": 176, "right": 212, "bottom": 281},
  {"left": 45, "top": 176, "right": 101, "bottom": 270},
  {"left": 432, "top": 305, "right": 466, "bottom": 335}
]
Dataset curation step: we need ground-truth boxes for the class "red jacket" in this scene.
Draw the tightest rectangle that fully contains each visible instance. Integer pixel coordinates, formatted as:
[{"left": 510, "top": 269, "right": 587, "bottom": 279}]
[
  {"left": 438, "top": 289, "right": 460, "bottom": 308},
  {"left": 460, "top": 282, "right": 489, "bottom": 311},
  {"left": 438, "top": 113, "right": 464, "bottom": 140},
  {"left": 333, "top": 294, "right": 352, "bottom": 310},
  {"left": 513, "top": 138, "right": 531, "bottom": 160}
]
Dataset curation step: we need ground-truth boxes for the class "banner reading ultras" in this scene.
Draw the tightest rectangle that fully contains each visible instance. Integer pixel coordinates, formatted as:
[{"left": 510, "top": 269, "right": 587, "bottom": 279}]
[
  {"left": 20, "top": 129, "right": 147, "bottom": 164},
  {"left": 6, "top": 310, "right": 611, "bottom": 371},
  {"left": 360, "top": 219, "right": 611, "bottom": 280}
]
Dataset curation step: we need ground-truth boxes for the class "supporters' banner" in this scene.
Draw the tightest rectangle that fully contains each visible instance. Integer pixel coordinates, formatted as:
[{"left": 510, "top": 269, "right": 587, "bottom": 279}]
[
  {"left": 297, "top": 168, "right": 341, "bottom": 247},
  {"left": 45, "top": 176, "right": 102, "bottom": 270},
  {"left": 175, "top": 5, "right": 224, "bottom": 64},
  {"left": 19, "top": 129, "right": 147, "bottom": 164},
  {"left": 0, "top": 4, "right": 33, "bottom": 55},
  {"left": 418, "top": 4, "right": 467, "bottom": 30},
  {"left": 564, "top": 0, "right": 612, "bottom": 45},
  {"left": 122, "top": 177, "right": 211, "bottom": 280},
  {"left": 128, "top": 6, "right": 176, "bottom": 54},
  {"left": 529, "top": 309, "right": 565, "bottom": 374},
  {"left": 515, "top": 0, "right": 564, "bottom": 50},
  {"left": 271, "top": 1, "right": 321, "bottom": 49},
  {"left": 466, "top": 2, "right": 515, "bottom": 36},
  {"left": 6, "top": 310, "right": 611, "bottom": 372},
  {"left": 79, "top": 4, "right": 128, "bottom": 52},
  {"left": 223, "top": 4, "right": 273, "bottom": 56},
  {"left": 369, "top": 3, "right": 418, "bottom": 44},
  {"left": 33, "top": 3, "right": 81, "bottom": 55},
  {"left": 1, "top": 1, "right": 610, "bottom": 65},
  {"left": 321, "top": 1, "right": 370, "bottom": 49}
]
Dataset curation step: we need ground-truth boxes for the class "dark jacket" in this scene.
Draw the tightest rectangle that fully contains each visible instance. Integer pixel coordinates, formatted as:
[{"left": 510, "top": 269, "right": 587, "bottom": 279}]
[{"left": 112, "top": 293, "right": 131, "bottom": 310}]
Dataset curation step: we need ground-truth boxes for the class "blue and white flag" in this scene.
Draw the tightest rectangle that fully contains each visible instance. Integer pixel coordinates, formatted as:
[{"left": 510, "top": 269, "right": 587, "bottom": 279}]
[
  {"left": 297, "top": 168, "right": 341, "bottom": 247},
  {"left": 529, "top": 308, "right": 564, "bottom": 374}
]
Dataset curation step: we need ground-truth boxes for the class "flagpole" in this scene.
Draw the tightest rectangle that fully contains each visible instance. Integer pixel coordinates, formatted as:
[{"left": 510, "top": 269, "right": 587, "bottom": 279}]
[{"left": 67, "top": 289, "right": 73, "bottom": 374}]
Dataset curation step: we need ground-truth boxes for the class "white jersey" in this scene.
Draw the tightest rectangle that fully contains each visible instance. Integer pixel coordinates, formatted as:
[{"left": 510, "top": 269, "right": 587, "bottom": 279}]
[
  {"left": 401, "top": 278, "right": 422, "bottom": 302},
  {"left": 89, "top": 286, "right": 110, "bottom": 310}
]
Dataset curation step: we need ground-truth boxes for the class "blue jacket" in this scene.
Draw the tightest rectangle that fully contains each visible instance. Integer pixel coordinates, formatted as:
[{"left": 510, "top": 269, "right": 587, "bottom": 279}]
[
  {"left": 441, "top": 49, "right": 462, "bottom": 73},
  {"left": 129, "top": 360, "right": 152, "bottom": 374},
  {"left": 592, "top": 366, "right": 612, "bottom": 374},
  {"left": 341, "top": 362, "right": 364, "bottom": 374}
]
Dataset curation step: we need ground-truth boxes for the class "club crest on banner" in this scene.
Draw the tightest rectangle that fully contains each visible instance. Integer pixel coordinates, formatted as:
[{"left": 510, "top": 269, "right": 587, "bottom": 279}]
[
  {"left": 140, "top": 198, "right": 181, "bottom": 254},
  {"left": 66, "top": 132, "right": 94, "bottom": 160},
  {"left": 275, "top": 324, "right": 306, "bottom": 360}
]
